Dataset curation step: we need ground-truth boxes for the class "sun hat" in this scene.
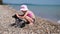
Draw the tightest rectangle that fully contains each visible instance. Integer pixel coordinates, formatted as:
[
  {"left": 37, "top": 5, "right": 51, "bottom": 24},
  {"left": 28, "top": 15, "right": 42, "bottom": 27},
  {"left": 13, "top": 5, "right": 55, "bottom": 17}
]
[{"left": 20, "top": 5, "right": 29, "bottom": 11}]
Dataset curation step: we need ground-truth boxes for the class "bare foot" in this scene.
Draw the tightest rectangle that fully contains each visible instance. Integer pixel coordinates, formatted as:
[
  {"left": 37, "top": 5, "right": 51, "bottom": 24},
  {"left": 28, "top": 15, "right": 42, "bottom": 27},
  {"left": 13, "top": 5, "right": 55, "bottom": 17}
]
[{"left": 29, "top": 23, "right": 34, "bottom": 26}]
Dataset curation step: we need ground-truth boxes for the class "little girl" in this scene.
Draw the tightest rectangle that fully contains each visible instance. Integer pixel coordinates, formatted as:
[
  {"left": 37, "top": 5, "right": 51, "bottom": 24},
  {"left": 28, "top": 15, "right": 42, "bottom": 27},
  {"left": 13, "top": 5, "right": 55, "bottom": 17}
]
[{"left": 16, "top": 5, "right": 35, "bottom": 25}]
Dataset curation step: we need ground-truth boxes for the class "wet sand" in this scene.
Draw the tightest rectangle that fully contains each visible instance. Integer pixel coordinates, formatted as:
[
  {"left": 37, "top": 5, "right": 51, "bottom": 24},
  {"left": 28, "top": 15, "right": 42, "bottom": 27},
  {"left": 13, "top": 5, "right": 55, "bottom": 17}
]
[{"left": 0, "top": 5, "right": 60, "bottom": 34}]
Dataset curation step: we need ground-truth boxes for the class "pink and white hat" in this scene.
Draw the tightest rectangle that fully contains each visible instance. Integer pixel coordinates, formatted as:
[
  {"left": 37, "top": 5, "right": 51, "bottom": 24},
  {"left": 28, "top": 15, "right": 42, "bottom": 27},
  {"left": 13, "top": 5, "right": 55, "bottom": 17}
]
[{"left": 20, "top": 5, "right": 29, "bottom": 11}]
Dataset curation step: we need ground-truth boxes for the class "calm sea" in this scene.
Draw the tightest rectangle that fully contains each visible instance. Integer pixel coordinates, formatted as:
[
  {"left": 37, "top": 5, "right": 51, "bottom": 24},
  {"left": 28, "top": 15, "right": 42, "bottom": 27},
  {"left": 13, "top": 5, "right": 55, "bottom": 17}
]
[{"left": 9, "top": 5, "right": 60, "bottom": 22}]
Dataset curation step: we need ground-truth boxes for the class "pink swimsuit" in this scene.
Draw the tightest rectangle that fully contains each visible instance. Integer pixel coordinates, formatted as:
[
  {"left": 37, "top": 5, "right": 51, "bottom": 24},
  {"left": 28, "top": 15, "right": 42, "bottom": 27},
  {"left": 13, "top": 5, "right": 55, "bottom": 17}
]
[
  {"left": 22, "top": 11, "right": 33, "bottom": 18},
  {"left": 27, "top": 11, "right": 35, "bottom": 23},
  {"left": 27, "top": 11, "right": 33, "bottom": 18}
]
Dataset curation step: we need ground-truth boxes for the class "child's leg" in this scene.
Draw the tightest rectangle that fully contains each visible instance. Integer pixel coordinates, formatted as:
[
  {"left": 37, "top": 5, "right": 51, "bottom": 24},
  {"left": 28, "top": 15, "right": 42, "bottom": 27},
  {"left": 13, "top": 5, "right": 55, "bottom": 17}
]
[{"left": 24, "top": 16, "right": 34, "bottom": 25}]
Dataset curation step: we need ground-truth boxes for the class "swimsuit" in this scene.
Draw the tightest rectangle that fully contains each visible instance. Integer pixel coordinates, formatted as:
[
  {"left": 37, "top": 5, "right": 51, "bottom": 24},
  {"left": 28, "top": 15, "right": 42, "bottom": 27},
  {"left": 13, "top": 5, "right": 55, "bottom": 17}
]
[
  {"left": 22, "top": 11, "right": 35, "bottom": 23},
  {"left": 27, "top": 12, "right": 32, "bottom": 18},
  {"left": 27, "top": 11, "right": 35, "bottom": 23}
]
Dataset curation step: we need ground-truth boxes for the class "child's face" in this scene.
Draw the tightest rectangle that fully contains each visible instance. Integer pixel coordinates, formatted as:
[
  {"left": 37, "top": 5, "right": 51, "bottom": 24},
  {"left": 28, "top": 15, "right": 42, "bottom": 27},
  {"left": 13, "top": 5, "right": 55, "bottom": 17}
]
[
  {"left": 21, "top": 10, "right": 27, "bottom": 12},
  {"left": 21, "top": 10, "right": 27, "bottom": 13}
]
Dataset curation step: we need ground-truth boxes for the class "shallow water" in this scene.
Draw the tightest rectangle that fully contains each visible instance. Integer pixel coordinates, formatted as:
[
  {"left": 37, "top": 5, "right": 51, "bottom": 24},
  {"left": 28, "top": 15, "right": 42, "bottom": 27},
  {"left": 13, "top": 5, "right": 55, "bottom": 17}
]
[{"left": 9, "top": 5, "right": 60, "bottom": 22}]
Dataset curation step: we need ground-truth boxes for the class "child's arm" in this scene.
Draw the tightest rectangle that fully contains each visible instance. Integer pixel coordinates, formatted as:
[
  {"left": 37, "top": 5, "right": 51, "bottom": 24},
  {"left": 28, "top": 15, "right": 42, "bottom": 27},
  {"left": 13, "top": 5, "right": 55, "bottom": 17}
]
[
  {"left": 23, "top": 11, "right": 28, "bottom": 18},
  {"left": 16, "top": 13, "right": 23, "bottom": 18},
  {"left": 16, "top": 13, "right": 20, "bottom": 18}
]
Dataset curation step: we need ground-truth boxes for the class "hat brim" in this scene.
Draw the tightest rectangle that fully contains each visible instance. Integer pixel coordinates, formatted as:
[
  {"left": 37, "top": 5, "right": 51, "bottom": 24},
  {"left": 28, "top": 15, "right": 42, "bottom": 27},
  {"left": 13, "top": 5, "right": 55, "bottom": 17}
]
[{"left": 20, "top": 8, "right": 28, "bottom": 11}]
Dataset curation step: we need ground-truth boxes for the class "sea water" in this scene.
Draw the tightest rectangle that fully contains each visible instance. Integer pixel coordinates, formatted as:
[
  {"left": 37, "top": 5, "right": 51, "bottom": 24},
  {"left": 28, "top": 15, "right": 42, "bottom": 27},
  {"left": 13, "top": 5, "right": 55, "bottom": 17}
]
[{"left": 9, "top": 4, "right": 60, "bottom": 23}]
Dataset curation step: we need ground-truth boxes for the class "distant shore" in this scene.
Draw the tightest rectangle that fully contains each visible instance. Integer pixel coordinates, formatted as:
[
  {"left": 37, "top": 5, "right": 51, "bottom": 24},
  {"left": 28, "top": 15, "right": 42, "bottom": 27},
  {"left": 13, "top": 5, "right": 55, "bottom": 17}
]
[{"left": 0, "top": 0, "right": 3, "bottom": 4}]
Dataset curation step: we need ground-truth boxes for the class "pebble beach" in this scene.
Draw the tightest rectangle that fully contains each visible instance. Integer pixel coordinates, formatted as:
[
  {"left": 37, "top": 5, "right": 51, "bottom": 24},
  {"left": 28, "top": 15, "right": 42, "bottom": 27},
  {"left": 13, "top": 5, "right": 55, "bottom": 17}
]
[{"left": 0, "top": 5, "right": 60, "bottom": 34}]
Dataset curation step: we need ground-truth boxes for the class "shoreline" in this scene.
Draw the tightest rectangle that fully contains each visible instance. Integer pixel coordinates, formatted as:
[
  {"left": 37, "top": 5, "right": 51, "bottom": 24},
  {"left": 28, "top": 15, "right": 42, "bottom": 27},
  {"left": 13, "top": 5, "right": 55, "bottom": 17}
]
[{"left": 0, "top": 5, "right": 60, "bottom": 25}]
